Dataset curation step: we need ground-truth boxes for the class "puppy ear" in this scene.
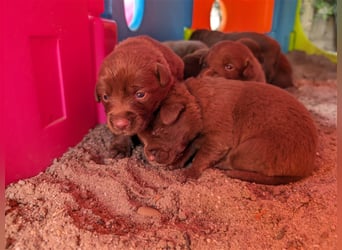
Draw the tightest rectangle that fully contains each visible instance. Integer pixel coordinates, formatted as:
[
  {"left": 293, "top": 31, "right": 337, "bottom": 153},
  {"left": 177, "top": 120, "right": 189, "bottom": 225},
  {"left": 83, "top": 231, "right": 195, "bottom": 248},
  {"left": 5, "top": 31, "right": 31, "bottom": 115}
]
[
  {"left": 155, "top": 63, "right": 171, "bottom": 87},
  {"left": 197, "top": 48, "right": 209, "bottom": 66},
  {"left": 95, "top": 87, "right": 101, "bottom": 102},
  {"left": 159, "top": 103, "right": 185, "bottom": 125},
  {"left": 242, "top": 59, "right": 255, "bottom": 80}
]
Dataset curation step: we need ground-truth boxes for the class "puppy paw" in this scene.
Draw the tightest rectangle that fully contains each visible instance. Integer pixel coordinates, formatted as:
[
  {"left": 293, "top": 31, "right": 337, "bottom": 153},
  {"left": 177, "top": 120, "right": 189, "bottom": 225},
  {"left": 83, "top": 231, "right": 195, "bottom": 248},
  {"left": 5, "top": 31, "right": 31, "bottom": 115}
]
[{"left": 183, "top": 167, "right": 202, "bottom": 180}]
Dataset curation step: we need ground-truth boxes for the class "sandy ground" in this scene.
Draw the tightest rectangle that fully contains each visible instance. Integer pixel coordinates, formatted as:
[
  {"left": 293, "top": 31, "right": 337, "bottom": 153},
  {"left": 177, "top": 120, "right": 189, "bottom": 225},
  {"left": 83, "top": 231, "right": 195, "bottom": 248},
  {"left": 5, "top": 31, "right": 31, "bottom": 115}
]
[{"left": 5, "top": 51, "right": 337, "bottom": 249}]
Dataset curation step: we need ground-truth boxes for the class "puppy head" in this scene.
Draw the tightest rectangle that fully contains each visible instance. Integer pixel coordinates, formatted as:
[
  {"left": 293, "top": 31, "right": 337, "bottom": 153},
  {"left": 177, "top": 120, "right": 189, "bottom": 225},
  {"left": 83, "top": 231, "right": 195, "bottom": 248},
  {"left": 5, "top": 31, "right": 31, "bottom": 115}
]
[
  {"left": 138, "top": 85, "right": 202, "bottom": 166},
  {"left": 200, "top": 40, "right": 260, "bottom": 81},
  {"left": 96, "top": 38, "right": 177, "bottom": 136}
]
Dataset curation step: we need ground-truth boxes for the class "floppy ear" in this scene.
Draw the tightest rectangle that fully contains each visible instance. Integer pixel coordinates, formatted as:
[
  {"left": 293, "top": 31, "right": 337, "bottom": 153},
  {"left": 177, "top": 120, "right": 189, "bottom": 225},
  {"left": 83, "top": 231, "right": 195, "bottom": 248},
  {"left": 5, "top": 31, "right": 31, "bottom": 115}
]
[
  {"left": 197, "top": 48, "right": 209, "bottom": 66},
  {"left": 155, "top": 63, "right": 171, "bottom": 87},
  {"left": 242, "top": 59, "right": 255, "bottom": 80},
  {"left": 159, "top": 103, "right": 185, "bottom": 125},
  {"left": 95, "top": 87, "right": 101, "bottom": 102},
  {"left": 183, "top": 49, "right": 209, "bottom": 78}
]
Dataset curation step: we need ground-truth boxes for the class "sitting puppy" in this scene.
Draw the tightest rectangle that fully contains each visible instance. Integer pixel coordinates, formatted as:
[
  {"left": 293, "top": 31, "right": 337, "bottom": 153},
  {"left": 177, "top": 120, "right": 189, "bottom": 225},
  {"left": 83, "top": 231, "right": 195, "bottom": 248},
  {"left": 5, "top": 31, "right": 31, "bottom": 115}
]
[
  {"left": 96, "top": 35, "right": 184, "bottom": 157},
  {"left": 190, "top": 29, "right": 294, "bottom": 88},
  {"left": 162, "top": 40, "right": 208, "bottom": 58},
  {"left": 138, "top": 77, "right": 318, "bottom": 185},
  {"left": 200, "top": 40, "right": 266, "bottom": 82}
]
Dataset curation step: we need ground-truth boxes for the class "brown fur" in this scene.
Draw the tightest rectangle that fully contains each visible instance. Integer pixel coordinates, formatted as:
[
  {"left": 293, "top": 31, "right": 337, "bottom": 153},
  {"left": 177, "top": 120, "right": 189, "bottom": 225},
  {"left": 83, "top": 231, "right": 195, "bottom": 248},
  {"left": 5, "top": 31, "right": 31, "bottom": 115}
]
[
  {"left": 182, "top": 48, "right": 209, "bottom": 79},
  {"left": 162, "top": 40, "right": 208, "bottom": 58},
  {"left": 138, "top": 77, "right": 318, "bottom": 185},
  {"left": 272, "top": 53, "right": 294, "bottom": 88},
  {"left": 200, "top": 40, "right": 266, "bottom": 82},
  {"left": 96, "top": 35, "right": 184, "bottom": 157},
  {"left": 190, "top": 29, "right": 294, "bottom": 88},
  {"left": 162, "top": 40, "right": 209, "bottom": 79}
]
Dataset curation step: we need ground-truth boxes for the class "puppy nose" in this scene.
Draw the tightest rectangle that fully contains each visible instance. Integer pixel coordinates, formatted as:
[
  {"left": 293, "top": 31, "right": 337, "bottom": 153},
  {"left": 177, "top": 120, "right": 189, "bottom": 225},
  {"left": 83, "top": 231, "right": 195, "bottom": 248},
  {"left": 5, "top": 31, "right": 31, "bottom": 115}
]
[
  {"left": 113, "top": 118, "right": 130, "bottom": 130},
  {"left": 147, "top": 149, "right": 157, "bottom": 162},
  {"left": 146, "top": 148, "right": 168, "bottom": 163}
]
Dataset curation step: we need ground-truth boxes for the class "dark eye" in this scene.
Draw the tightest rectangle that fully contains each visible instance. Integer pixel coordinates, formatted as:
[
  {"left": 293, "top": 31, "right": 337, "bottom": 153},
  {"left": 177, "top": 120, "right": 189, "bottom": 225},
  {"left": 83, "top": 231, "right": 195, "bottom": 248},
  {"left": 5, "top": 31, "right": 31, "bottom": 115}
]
[
  {"left": 224, "top": 64, "right": 234, "bottom": 71},
  {"left": 135, "top": 91, "right": 146, "bottom": 99},
  {"left": 102, "top": 94, "right": 108, "bottom": 102},
  {"left": 201, "top": 62, "right": 208, "bottom": 69}
]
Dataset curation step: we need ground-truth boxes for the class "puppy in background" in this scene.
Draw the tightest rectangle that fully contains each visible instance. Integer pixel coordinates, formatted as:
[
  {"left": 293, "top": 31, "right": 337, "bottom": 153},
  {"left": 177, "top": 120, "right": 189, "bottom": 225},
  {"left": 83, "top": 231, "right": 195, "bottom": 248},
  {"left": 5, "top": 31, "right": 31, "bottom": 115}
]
[
  {"left": 190, "top": 29, "right": 294, "bottom": 88},
  {"left": 200, "top": 40, "right": 266, "bottom": 82},
  {"left": 96, "top": 35, "right": 184, "bottom": 157},
  {"left": 138, "top": 77, "right": 318, "bottom": 185}
]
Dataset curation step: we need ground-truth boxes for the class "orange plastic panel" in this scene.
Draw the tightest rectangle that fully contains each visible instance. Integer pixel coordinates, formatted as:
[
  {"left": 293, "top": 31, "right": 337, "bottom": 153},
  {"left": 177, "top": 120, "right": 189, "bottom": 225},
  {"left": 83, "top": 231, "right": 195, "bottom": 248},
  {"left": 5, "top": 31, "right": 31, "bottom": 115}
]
[
  {"left": 191, "top": 0, "right": 214, "bottom": 30},
  {"left": 191, "top": 0, "right": 274, "bottom": 33}
]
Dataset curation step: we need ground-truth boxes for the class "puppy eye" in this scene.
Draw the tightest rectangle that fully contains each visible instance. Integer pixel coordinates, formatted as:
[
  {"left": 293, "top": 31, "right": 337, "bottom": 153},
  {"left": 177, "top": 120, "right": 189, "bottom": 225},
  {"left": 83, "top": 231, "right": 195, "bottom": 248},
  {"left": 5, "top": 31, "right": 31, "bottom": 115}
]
[
  {"left": 135, "top": 91, "right": 146, "bottom": 99},
  {"left": 201, "top": 62, "right": 208, "bottom": 69},
  {"left": 102, "top": 94, "right": 109, "bottom": 102},
  {"left": 224, "top": 64, "right": 234, "bottom": 71}
]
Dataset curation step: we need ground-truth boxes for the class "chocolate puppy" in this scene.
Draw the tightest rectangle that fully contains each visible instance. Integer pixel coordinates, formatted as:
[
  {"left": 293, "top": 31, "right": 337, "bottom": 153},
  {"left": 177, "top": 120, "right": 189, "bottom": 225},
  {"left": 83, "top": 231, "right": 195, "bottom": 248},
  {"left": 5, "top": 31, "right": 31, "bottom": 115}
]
[
  {"left": 190, "top": 29, "right": 294, "bottom": 87},
  {"left": 96, "top": 35, "right": 184, "bottom": 157},
  {"left": 200, "top": 40, "right": 266, "bottom": 82},
  {"left": 138, "top": 77, "right": 318, "bottom": 185}
]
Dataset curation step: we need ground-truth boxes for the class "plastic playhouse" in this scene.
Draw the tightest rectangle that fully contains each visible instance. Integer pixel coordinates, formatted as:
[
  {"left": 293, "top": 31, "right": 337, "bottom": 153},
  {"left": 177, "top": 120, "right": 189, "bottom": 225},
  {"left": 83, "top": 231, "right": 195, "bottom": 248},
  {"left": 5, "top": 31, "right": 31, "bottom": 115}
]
[{"left": 3, "top": 0, "right": 337, "bottom": 186}]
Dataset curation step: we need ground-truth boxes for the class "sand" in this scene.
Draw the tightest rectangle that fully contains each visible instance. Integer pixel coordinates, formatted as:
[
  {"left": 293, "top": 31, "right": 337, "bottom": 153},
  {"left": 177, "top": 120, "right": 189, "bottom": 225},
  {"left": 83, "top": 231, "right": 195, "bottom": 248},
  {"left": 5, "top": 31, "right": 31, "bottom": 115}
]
[{"left": 5, "top": 51, "right": 337, "bottom": 249}]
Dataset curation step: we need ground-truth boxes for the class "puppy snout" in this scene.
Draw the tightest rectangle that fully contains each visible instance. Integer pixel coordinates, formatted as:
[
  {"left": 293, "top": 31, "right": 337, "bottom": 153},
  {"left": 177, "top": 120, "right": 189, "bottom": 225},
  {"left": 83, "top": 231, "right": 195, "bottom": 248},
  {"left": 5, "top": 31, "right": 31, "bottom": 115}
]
[
  {"left": 146, "top": 147, "right": 169, "bottom": 164},
  {"left": 147, "top": 149, "right": 157, "bottom": 162},
  {"left": 112, "top": 117, "right": 130, "bottom": 130},
  {"left": 107, "top": 111, "right": 137, "bottom": 131}
]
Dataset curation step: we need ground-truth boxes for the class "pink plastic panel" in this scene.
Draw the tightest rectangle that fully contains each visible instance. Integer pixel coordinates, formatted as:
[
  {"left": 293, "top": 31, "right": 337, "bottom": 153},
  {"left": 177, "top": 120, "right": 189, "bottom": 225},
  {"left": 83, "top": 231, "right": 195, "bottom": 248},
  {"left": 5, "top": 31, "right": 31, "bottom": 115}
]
[
  {"left": 88, "top": 16, "right": 117, "bottom": 124},
  {"left": 3, "top": 0, "right": 106, "bottom": 185}
]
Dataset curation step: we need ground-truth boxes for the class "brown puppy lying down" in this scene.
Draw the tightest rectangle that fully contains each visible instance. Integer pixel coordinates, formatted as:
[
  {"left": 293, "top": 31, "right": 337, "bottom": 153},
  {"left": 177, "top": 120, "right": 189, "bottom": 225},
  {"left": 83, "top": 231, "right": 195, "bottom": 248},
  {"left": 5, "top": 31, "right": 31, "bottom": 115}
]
[
  {"left": 190, "top": 29, "right": 294, "bottom": 88},
  {"left": 162, "top": 40, "right": 208, "bottom": 58},
  {"left": 96, "top": 35, "right": 184, "bottom": 157},
  {"left": 200, "top": 40, "right": 266, "bottom": 82},
  {"left": 138, "top": 77, "right": 318, "bottom": 185}
]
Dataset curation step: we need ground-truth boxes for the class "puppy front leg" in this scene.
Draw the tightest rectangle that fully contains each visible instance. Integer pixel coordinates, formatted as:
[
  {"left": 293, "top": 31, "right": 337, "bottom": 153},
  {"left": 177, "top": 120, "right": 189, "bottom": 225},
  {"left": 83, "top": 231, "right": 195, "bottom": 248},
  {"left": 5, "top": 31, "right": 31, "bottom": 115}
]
[{"left": 170, "top": 141, "right": 199, "bottom": 170}]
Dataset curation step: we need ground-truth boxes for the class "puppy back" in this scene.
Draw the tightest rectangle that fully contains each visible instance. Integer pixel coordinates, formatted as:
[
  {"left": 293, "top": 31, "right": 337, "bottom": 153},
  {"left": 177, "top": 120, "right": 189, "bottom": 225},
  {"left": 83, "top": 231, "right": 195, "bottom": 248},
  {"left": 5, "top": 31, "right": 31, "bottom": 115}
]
[
  {"left": 185, "top": 77, "right": 246, "bottom": 129},
  {"left": 232, "top": 82, "right": 318, "bottom": 175}
]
